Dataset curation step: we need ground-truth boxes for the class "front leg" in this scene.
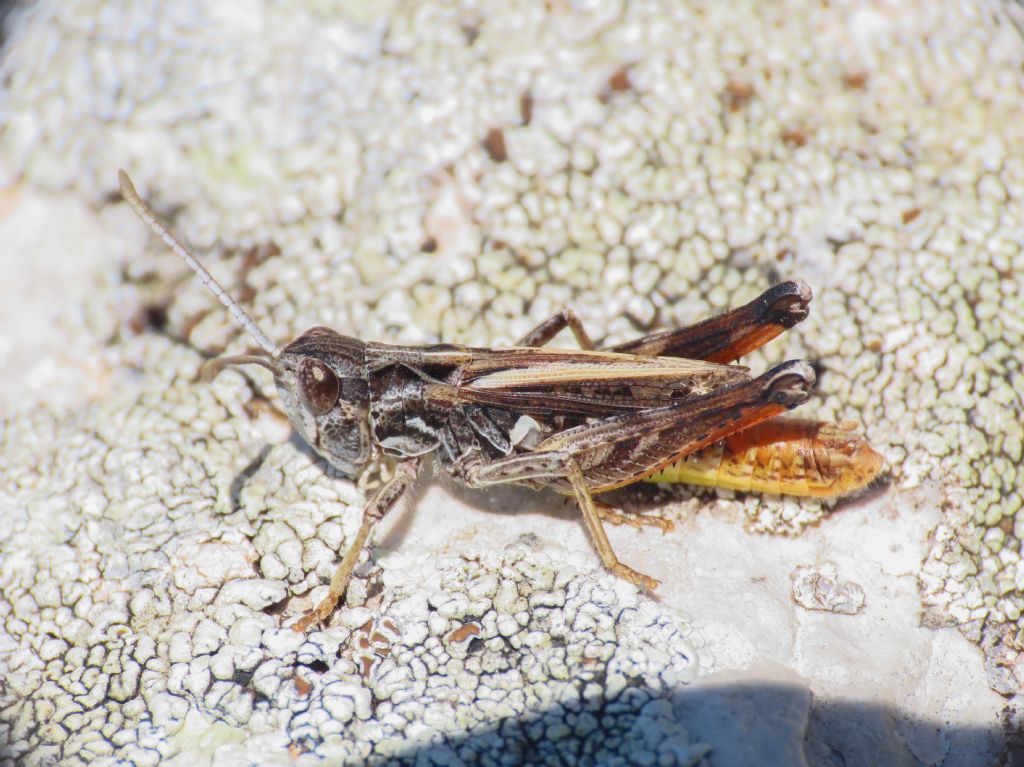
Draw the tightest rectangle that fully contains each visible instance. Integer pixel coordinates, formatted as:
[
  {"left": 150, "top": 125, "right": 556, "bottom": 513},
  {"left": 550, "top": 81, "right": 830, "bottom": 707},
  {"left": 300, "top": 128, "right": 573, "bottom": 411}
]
[
  {"left": 293, "top": 458, "right": 421, "bottom": 631},
  {"left": 462, "top": 452, "right": 660, "bottom": 590}
]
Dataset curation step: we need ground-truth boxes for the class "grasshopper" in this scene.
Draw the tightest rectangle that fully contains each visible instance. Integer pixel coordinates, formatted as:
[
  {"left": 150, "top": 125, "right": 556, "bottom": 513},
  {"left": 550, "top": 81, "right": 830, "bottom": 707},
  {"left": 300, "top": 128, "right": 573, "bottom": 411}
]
[{"left": 118, "top": 171, "right": 882, "bottom": 631}]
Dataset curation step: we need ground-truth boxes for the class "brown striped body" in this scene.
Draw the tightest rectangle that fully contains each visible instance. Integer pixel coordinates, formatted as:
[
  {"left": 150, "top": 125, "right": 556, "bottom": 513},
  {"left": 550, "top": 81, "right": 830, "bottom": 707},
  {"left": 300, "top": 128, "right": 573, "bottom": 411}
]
[{"left": 645, "top": 417, "right": 883, "bottom": 497}]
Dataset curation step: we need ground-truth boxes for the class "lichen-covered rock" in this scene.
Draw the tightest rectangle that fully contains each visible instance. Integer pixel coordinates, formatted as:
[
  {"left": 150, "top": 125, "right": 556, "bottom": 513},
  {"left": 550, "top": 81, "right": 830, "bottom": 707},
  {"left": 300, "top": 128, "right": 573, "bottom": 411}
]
[
  {"left": 1, "top": 0, "right": 1022, "bottom": 764},
  {"left": 791, "top": 562, "right": 865, "bottom": 616}
]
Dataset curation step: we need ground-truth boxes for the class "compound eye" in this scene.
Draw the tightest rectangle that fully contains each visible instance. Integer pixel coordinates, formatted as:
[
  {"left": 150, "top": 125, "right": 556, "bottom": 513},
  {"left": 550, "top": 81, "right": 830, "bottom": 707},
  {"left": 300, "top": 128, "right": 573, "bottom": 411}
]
[{"left": 297, "top": 358, "right": 339, "bottom": 415}]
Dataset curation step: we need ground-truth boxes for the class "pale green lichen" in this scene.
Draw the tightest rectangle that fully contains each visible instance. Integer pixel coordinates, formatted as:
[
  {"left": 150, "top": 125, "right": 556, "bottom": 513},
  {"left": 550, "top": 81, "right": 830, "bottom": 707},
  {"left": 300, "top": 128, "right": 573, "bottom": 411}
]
[{"left": 1, "top": 0, "right": 1022, "bottom": 763}]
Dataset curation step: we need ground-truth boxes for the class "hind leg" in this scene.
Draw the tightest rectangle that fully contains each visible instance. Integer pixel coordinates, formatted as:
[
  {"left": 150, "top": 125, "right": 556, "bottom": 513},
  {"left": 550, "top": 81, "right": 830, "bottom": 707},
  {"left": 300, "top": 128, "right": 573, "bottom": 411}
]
[
  {"left": 611, "top": 280, "right": 812, "bottom": 363},
  {"left": 460, "top": 451, "right": 660, "bottom": 590}
]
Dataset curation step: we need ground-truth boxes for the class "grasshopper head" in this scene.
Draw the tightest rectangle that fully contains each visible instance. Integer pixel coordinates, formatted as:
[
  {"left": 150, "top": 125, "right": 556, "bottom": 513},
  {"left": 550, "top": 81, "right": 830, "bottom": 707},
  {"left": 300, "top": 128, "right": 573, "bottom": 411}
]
[
  {"left": 271, "top": 328, "right": 372, "bottom": 478},
  {"left": 187, "top": 313, "right": 376, "bottom": 479},
  {"left": 201, "top": 328, "right": 372, "bottom": 478}
]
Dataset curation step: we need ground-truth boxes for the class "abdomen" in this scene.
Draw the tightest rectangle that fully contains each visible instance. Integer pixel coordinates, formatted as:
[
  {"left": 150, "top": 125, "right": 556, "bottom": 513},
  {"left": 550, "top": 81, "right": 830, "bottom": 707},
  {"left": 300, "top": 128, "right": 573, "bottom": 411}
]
[{"left": 646, "top": 418, "right": 884, "bottom": 498}]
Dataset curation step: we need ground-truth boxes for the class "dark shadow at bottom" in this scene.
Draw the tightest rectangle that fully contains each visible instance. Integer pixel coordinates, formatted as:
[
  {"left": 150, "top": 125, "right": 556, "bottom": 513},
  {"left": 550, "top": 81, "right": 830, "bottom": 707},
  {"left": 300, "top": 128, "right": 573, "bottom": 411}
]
[
  {"left": 1, "top": 681, "right": 1018, "bottom": 766},
  {"left": 372, "top": 680, "right": 1015, "bottom": 767}
]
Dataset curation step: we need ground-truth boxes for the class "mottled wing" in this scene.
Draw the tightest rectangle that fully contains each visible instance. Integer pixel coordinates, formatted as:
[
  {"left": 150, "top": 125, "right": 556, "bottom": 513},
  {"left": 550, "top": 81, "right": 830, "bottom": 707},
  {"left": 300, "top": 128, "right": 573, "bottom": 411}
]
[{"left": 456, "top": 346, "right": 750, "bottom": 416}]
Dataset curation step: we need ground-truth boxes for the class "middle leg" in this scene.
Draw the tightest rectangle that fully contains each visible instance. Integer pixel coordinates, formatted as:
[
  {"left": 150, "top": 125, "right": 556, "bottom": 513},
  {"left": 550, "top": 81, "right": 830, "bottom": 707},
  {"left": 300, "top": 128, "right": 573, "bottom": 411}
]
[
  {"left": 516, "top": 308, "right": 596, "bottom": 349},
  {"left": 594, "top": 499, "right": 675, "bottom": 533}
]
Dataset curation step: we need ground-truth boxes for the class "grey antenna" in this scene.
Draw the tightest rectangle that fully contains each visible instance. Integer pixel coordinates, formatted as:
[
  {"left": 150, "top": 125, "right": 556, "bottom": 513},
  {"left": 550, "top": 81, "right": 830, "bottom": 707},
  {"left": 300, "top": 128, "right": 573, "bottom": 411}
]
[{"left": 118, "top": 170, "right": 281, "bottom": 357}]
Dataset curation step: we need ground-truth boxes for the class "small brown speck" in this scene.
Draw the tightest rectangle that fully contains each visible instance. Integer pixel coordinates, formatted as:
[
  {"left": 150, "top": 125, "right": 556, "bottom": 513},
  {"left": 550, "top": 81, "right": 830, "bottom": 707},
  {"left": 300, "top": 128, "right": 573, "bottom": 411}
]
[
  {"left": 520, "top": 90, "right": 534, "bottom": 125},
  {"left": 608, "top": 66, "right": 632, "bottom": 92},
  {"left": 358, "top": 618, "right": 373, "bottom": 633},
  {"left": 725, "top": 81, "right": 756, "bottom": 111},
  {"left": 461, "top": 22, "right": 480, "bottom": 45},
  {"left": 781, "top": 127, "right": 808, "bottom": 147},
  {"left": 382, "top": 618, "right": 400, "bottom": 635},
  {"left": 293, "top": 674, "right": 311, "bottom": 697},
  {"left": 447, "top": 622, "right": 482, "bottom": 644},
  {"left": 128, "top": 302, "right": 169, "bottom": 335},
  {"left": 844, "top": 71, "right": 869, "bottom": 90},
  {"left": 360, "top": 656, "right": 374, "bottom": 678},
  {"left": 867, "top": 339, "right": 883, "bottom": 352},
  {"left": 484, "top": 127, "right": 508, "bottom": 162},
  {"left": 902, "top": 208, "right": 922, "bottom": 224},
  {"left": 235, "top": 284, "right": 256, "bottom": 304}
]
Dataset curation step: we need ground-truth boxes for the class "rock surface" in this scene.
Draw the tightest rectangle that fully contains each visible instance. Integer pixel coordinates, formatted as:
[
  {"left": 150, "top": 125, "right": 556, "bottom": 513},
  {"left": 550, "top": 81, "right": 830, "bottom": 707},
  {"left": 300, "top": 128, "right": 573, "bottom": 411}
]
[{"left": 1, "top": 1, "right": 1021, "bottom": 764}]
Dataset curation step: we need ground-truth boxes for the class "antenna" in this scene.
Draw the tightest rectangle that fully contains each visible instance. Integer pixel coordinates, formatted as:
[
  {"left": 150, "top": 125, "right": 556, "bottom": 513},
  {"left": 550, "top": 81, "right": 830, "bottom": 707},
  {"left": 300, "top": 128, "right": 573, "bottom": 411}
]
[{"left": 118, "top": 170, "right": 281, "bottom": 357}]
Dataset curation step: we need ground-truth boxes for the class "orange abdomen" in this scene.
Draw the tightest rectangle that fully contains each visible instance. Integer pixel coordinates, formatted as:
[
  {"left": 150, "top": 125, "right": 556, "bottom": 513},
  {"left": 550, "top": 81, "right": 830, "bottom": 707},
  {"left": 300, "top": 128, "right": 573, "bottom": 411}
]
[{"left": 646, "top": 418, "right": 884, "bottom": 498}]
